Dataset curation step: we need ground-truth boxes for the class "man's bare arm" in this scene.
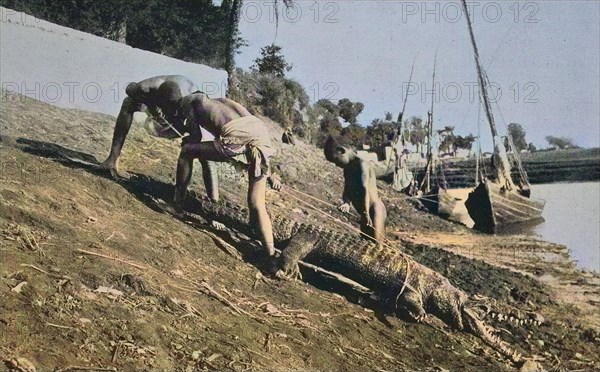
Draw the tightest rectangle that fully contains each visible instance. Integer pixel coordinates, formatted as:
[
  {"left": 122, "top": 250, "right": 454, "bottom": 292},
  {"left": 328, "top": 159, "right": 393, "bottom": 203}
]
[
  {"left": 180, "top": 98, "right": 203, "bottom": 142},
  {"left": 360, "top": 161, "right": 372, "bottom": 225},
  {"left": 338, "top": 175, "right": 352, "bottom": 213}
]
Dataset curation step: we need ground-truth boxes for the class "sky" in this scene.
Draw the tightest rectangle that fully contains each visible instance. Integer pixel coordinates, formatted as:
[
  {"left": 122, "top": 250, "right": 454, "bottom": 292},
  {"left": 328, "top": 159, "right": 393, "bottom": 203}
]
[{"left": 234, "top": 0, "right": 600, "bottom": 148}]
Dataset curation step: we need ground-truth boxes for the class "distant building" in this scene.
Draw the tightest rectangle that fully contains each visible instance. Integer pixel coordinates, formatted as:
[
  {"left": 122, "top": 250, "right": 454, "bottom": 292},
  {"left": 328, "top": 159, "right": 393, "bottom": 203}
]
[{"left": 454, "top": 149, "right": 471, "bottom": 159}]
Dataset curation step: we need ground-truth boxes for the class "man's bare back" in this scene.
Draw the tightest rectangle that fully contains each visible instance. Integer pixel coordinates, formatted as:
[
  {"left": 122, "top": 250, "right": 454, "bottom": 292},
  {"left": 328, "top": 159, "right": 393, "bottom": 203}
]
[
  {"left": 99, "top": 75, "right": 219, "bottom": 200},
  {"left": 180, "top": 94, "right": 253, "bottom": 140},
  {"left": 343, "top": 158, "right": 383, "bottom": 216},
  {"left": 101, "top": 75, "right": 198, "bottom": 174}
]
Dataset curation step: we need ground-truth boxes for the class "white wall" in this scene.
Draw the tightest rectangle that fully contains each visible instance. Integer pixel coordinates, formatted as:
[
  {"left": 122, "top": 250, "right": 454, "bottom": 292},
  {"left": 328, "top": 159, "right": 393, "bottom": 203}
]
[{"left": 0, "top": 7, "right": 228, "bottom": 117}]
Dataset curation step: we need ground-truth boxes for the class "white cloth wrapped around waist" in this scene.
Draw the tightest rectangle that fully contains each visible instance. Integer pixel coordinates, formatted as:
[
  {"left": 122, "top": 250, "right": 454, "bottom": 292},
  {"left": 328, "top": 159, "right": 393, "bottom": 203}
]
[{"left": 213, "top": 115, "right": 276, "bottom": 177}]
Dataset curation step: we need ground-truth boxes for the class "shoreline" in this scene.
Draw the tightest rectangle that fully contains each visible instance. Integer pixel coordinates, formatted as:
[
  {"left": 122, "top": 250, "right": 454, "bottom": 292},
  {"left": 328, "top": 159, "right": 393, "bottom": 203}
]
[
  {"left": 444, "top": 183, "right": 600, "bottom": 273},
  {"left": 393, "top": 228, "right": 600, "bottom": 331},
  {"left": 402, "top": 148, "right": 600, "bottom": 187},
  {"left": 2, "top": 91, "right": 599, "bottom": 370}
]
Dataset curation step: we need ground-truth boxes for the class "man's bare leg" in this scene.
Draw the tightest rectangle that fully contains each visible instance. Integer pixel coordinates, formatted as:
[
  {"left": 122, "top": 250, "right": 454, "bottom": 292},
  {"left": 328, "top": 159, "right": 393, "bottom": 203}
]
[
  {"left": 174, "top": 142, "right": 227, "bottom": 211},
  {"left": 247, "top": 171, "right": 275, "bottom": 258},
  {"left": 174, "top": 154, "right": 194, "bottom": 212},
  {"left": 200, "top": 160, "right": 219, "bottom": 201},
  {"left": 100, "top": 97, "right": 144, "bottom": 177},
  {"left": 372, "top": 200, "right": 387, "bottom": 246}
]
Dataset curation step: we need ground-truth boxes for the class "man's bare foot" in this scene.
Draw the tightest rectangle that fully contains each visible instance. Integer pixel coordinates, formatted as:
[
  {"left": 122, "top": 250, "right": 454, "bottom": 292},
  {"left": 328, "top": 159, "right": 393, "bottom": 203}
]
[{"left": 98, "top": 160, "right": 122, "bottom": 179}]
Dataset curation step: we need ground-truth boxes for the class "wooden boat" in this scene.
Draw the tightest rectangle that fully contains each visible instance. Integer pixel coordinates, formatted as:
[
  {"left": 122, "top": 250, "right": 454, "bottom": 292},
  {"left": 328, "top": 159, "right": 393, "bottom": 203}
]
[
  {"left": 461, "top": 0, "right": 545, "bottom": 232},
  {"left": 465, "top": 180, "right": 545, "bottom": 232}
]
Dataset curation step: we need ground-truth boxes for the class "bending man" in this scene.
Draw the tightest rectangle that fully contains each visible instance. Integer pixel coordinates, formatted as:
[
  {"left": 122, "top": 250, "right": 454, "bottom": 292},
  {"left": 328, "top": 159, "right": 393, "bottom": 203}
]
[
  {"left": 174, "top": 91, "right": 281, "bottom": 264},
  {"left": 99, "top": 75, "right": 218, "bottom": 200}
]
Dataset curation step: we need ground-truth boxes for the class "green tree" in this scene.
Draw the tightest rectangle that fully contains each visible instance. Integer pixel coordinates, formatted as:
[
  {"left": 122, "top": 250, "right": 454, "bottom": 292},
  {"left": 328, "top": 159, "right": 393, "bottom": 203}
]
[
  {"left": 315, "top": 99, "right": 340, "bottom": 116},
  {"left": 319, "top": 115, "right": 342, "bottom": 133},
  {"left": 225, "top": 0, "right": 294, "bottom": 97},
  {"left": 1, "top": 0, "right": 131, "bottom": 40},
  {"left": 337, "top": 98, "right": 365, "bottom": 124},
  {"left": 545, "top": 136, "right": 576, "bottom": 150},
  {"left": 223, "top": 0, "right": 243, "bottom": 97},
  {"left": 252, "top": 44, "right": 292, "bottom": 78},
  {"left": 437, "top": 126, "right": 456, "bottom": 154},
  {"left": 2, "top": 0, "right": 234, "bottom": 67},
  {"left": 454, "top": 134, "right": 476, "bottom": 152},
  {"left": 342, "top": 124, "right": 367, "bottom": 147},
  {"left": 367, "top": 121, "right": 392, "bottom": 148},
  {"left": 406, "top": 116, "right": 426, "bottom": 153},
  {"left": 507, "top": 123, "right": 528, "bottom": 152},
  {"left": 527, "top": 142, "right": 537, "bottom": 152}
]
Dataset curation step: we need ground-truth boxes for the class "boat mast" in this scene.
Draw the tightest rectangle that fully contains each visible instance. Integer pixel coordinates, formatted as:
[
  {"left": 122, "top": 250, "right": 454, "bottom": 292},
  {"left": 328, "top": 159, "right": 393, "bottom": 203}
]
[
  {"left": 421, "top": 53, "right": 437, "bottom": 193},
  {"left": 398, "top": 57, "right": 416, "bottom": 141},
  {"left": 461, "top": 0, "right": 515, "bottom": 190},
  {"left": 392, "top": 58, "right": 416, "bottom": 192}
]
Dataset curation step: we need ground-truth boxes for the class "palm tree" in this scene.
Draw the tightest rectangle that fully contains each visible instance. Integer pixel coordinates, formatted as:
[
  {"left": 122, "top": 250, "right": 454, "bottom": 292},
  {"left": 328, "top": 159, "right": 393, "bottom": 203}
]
[{"left": 437, "top": 126, "right": 456, "bottom": 155}]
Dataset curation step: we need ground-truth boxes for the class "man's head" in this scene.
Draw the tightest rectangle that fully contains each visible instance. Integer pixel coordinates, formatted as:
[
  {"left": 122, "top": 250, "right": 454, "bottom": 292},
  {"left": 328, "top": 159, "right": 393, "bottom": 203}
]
[
  {"left": 125, "top": 82, "right": 143, "bottom": 100},
  {"left": 324, "top": 135, "right": 356, "bottom": 167},
  {"left": 158, "top": 81, "right": 183, "bottom": 104}
]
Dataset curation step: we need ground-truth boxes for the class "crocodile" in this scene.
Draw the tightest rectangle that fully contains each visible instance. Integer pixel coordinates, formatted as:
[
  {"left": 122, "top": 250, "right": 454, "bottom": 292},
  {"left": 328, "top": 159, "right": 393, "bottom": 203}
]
[{"left": 191, "top": 197, "right": 526, "bottom": 363}]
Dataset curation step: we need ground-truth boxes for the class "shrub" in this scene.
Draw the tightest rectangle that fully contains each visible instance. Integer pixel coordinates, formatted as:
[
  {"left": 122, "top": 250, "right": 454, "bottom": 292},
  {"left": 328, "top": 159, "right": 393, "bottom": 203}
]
[{"left": 236, "top": 70, "right": 312, "bottom": 135}]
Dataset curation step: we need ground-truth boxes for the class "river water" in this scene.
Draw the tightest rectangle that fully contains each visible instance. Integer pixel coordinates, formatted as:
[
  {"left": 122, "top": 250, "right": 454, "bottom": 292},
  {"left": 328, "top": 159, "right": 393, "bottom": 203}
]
[{"left": 448, "top": 182, "right": 600, "bottom": 272}]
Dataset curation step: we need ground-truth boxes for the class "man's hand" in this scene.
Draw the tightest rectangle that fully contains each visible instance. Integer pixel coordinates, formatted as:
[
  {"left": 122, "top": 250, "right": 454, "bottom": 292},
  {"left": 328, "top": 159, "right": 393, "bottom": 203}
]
[
  {"left": 364, "top": 213, "right": 374, "bottom": 227},
  {"left": 338, "top": 203, "right": 351, "bottom": 214},
  {"left": 268, "top": 174, "right": 282, "bottom": 191}
]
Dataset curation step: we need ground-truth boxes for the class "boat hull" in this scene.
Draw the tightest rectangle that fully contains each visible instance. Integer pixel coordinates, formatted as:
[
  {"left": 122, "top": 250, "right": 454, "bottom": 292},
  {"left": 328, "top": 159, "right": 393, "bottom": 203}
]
[
  {"left": 421, "top": 186, "right": 457, "bottom": 218},
  {"left": 465, "top": 180, "right": 545, "bottom": 233}
]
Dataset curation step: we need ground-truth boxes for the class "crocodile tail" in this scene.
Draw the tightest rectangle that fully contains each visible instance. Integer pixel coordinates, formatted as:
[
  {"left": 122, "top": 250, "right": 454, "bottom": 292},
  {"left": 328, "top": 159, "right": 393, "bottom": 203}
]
[{"left": 461, "top": 307, "right": 522, "bottom": 364}]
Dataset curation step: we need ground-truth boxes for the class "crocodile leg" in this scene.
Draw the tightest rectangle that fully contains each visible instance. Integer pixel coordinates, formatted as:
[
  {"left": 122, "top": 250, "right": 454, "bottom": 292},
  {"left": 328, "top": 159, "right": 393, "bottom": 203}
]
[
  {"left": 276, "top": 231, "right": 321, "bottom": 280},
  {"left": 395, "top": 290, "right": 427, "bottom": 321}
]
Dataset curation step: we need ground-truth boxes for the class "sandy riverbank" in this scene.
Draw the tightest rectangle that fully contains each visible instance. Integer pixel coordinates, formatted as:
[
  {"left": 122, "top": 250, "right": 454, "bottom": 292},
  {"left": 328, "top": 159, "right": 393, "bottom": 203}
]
[{"left": 2, "top": 91, "right": 599, "bottom": 371}]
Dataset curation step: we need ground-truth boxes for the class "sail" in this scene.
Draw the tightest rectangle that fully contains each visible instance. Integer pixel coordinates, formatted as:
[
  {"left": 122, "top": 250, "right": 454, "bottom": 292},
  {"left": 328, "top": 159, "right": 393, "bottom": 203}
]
[{"left": 392, "top": 140, "right": 413, "bottom": 191}]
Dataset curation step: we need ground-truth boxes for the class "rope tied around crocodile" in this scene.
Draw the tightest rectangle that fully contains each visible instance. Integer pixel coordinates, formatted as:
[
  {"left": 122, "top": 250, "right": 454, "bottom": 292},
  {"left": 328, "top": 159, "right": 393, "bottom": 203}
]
[{"left": 278, "top": 186, "right": 416, "bottom": 297}]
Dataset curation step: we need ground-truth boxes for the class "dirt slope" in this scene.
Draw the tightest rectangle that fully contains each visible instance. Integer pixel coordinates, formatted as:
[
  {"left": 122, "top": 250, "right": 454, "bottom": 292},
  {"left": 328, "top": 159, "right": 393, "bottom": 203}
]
[{"left": 1, "top": 92, "right": 599, "bottom": 371}]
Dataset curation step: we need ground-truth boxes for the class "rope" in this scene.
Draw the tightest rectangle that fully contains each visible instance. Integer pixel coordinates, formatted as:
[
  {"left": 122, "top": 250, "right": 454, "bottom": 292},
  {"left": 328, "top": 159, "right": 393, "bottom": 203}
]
[
  {"left": 278, "top": 186, "right": 416, "bottom": 296},
  {"left": 152, "top": 108, "right": 186, "bottom": 139},
  {"left": 280, "top": 185, "right": 358, "bottom": 218},
  {"left": 385, "top": 194, "right": 444, "bottom": 205},
  {"left": 280, "top": 184, "right": 405, "bottom": 251},
  {"left": 494, "top": 100, "right": 530, "bottom": 186},
  {"left": 395, "top": 260, "right": 411, "bottom": 307},
  {"left": 279, "top": 188, "right": 381, "bottom": 244}
]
